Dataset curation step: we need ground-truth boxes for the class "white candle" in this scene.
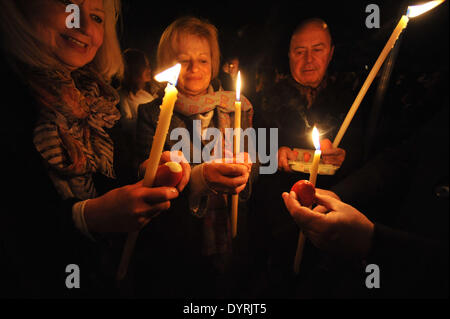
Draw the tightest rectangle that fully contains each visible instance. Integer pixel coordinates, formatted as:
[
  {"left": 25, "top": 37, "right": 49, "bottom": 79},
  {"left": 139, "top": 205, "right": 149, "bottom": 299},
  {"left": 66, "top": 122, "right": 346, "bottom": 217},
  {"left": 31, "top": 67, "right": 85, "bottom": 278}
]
[
  {"left": 332, "top": 16, "right": 408, "bottom": 148},
  {"left": 143, "top": 65, "right": 181, "bottom": 186},
  {"left": 309, "top": 127, "right": 321, "bottom": 186},
  {"left": 231, "top": 71, "right": 241, "bottom": 238},
  {"left": 118, "top": 64, "right": 181, "bottom": 282},
  {"left": 333, "top": 0, "right": 444, "bottom": 148},
  {"left": 294, "top": 127, "right": 321, "bottom": 275}
]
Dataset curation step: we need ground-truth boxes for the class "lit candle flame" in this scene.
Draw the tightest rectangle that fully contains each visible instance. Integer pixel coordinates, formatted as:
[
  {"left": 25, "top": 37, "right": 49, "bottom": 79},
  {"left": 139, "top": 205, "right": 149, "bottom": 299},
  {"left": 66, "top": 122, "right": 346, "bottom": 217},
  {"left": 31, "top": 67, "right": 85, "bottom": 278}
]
[
  {"left": 236, "top": 71, "right": 241, "bottom": 101},
  {"left": 312, "top": 126, "right": 320, "bottom": 150},
  {"left": 407, "top": 0, "right": 445, "bottom": 18},
  {"left": 154, "top": 63, "right": 182, "bottom": 86}
]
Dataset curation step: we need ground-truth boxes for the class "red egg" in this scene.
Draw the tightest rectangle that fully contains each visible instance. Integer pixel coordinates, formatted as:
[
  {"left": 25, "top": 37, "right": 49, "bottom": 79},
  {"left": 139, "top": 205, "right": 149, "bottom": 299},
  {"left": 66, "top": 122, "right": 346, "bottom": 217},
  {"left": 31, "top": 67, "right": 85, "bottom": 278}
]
[
  {"left": 291, "top": 180, "right": 316, "bottom": 207},
  {"left": 303, "top": 152, "right": 311, "bottom": 162},
  {"left": 320, "top": 139, "right": 333, "bottom": 151},
  {"left": 154, "top": 162, "right": 183, "bottom": 187}
]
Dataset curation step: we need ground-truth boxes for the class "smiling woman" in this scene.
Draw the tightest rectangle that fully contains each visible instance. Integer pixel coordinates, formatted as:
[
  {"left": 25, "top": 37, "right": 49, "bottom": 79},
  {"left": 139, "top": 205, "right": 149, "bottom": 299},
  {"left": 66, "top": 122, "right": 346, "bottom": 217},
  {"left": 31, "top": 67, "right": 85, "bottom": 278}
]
[
  {"left": 134, "top": 16, "right": 258, "bottom": 298},
  {"left": 0, "top": 0, "right": 190, "bottom": 298},
  {"left": 0, "top": 0, "right": 123, "bottom": 78},
  {"left": 25, "top": 0, "right": 105, "bottom": 69}
]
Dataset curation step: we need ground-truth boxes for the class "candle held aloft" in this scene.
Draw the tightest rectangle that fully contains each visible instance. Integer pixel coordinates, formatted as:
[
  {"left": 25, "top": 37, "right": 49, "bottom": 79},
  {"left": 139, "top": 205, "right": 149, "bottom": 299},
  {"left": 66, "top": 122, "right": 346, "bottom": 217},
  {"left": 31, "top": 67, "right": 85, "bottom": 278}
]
[
  {"left": 407, "top": 0, "right": 445, "bottom": 17},
  {"left": 333, "top": 0, "right": 445, "bottom": 148},
  {"left": 231, "top": 71, "right": 241, "bottom": 238},
  {"left": 332, "top": 16, "right": 408, "bottom": 148}
]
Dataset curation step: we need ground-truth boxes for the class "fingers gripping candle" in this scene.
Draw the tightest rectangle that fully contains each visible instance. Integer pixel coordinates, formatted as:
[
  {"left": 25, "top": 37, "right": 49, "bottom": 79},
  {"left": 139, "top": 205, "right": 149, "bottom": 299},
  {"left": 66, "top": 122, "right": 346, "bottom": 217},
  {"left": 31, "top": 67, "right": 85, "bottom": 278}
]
[{"left": 117, "top": 64, "right": 181, "bottom": 282}]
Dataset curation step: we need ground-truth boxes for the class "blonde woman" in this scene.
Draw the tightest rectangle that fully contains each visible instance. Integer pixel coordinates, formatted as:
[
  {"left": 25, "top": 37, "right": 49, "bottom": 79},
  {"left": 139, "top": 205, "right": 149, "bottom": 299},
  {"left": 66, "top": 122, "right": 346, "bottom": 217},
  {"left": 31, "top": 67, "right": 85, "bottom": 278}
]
[
  {"left": 135, "top": 16, "right": 257, "bottom": 298},
  {"left": 0, "top": 0, "right": 189, "bottom": 297}
]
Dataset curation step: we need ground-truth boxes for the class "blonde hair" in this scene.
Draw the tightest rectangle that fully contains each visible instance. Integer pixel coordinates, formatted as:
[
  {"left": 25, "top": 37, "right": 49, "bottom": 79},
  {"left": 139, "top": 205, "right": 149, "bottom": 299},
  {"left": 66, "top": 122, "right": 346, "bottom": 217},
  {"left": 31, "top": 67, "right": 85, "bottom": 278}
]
[
  {"left": 92, "top": 0, "right": 124, "bottom": 80},
  {"left": 157, "top": 16, "right": 220, "bottom": 80},
  {"left": 0, "top": 0, "right": 123, "bottom": 81}
]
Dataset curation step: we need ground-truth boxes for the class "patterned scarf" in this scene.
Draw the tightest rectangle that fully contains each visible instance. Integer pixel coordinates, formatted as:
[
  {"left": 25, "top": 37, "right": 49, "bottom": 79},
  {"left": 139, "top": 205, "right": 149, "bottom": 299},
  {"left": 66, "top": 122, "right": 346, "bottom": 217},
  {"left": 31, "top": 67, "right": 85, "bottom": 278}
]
[
  {"left": 30, "top": 66, "right": 120, "bottom": 200},
  {"left": 175, "top": 89, "right": 253, "bottom": 256},
  {"left": 175, "top": 90, "right": 253, "bottom": 124}
]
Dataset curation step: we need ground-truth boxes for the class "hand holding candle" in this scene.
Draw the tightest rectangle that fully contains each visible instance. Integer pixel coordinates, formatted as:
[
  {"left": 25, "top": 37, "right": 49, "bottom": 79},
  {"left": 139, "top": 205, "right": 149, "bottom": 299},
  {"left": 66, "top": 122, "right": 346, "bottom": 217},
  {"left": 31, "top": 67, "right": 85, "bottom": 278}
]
[
  {"left": 320, "top": 138, "right": 346, "bottom": 166},
  {"left": 231, "top": 71, "right": 241, "bottom": 238},
  {"left": 117, "top": 63, "right": 181, "bottom": 282}
]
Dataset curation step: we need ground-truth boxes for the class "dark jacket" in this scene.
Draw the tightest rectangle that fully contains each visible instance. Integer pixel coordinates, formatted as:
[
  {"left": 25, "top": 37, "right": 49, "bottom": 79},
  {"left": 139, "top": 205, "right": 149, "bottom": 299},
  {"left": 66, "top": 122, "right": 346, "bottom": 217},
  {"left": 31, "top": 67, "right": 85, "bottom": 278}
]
[
  {"left": 0, "top": 56, "right": 122, "bottom": 298},
  {"left": 133, "top": 89, "right": 261, "bottom": 298},
  {"left": 248, "top": 73, "right": 367, "bottom": 297},
  {"left": 256, "top": 73, "right": 366, "bottom": 183},
  {"left": 332, "top": 104, "right": 449, "bottom": 298}
]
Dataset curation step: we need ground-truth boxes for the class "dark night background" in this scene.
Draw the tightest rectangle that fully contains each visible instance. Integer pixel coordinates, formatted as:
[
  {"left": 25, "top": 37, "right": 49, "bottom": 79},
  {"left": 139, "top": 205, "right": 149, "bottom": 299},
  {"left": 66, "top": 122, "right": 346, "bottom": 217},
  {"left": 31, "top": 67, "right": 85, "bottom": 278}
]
[
  {"left": 0, "top": 0, "right": 447, "bottom": 305},
  {"left": 119, "top": 0, "right": 449, "bottom": 154},
  {"left": 119, "top": 0, "right": 449, "bottom": 78}
]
